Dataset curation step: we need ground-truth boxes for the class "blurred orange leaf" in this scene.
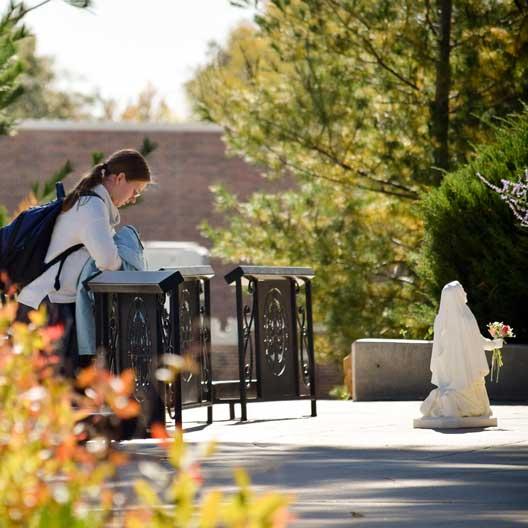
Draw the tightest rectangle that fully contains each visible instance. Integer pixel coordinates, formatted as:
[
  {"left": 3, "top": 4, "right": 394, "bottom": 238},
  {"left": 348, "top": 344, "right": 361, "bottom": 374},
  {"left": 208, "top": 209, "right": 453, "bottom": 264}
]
[
  {"left": 76, "top": 366, "right": 97, "bottom": 388},
  {"left": 114, "top": 399, "right": 140, "bottom": 420},
  {"left": 120, "top": 369, "right": 136, "bottom": 395},
  {"left": 150, "top": 422, "right": 170, "bottom": 447}
]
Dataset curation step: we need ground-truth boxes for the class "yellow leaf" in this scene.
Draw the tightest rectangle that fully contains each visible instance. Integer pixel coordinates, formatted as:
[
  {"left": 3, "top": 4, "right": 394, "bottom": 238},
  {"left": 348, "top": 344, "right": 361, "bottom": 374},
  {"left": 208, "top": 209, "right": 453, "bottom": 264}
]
[
  {"left": 28, "top": 305, "right": 48, "bottom": 327},
  {"left": 234, "top": 467, "right": 251, "bottom": 490},
  {"left": 202, "top": 439, "right": 217, "bottom": 458},
  {"left": 11, "top": 191, "right": 39, "bottom": 220},
  {"left": 134, "top": 479, "right": 161, "bottom": 507},
  {"left": 199, "top": 490, "right": 223, "bottom": 528},
  {"left": 168, "top": 428, "right": 186, "bottom": 469}
]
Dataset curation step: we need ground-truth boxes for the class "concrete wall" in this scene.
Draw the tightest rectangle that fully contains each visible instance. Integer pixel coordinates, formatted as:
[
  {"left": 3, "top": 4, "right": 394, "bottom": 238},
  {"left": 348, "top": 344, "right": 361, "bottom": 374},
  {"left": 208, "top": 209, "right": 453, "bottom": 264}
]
[{"left": 350, "top": 339, "right": 528, "bottom": 402}]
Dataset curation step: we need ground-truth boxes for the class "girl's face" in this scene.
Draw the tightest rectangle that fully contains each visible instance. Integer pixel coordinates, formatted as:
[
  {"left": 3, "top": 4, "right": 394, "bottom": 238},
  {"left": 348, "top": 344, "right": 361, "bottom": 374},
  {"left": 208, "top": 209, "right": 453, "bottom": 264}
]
[{"left": 107, "top": 172, "right": 147, "bottom": 208}]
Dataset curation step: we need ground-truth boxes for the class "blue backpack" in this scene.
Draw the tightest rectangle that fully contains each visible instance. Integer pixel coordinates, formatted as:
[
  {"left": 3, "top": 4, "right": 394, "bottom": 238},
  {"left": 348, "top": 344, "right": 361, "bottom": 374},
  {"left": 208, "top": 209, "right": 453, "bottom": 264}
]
[{"left": 0, "top": 183, "right": 103, "bottom": 293}]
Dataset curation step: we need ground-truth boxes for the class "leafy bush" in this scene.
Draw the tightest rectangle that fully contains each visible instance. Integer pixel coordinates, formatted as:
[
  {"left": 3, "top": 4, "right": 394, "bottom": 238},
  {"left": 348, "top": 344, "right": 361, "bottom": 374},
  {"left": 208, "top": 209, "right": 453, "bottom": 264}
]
[
  {"left": 0, "top": 298, "right": 291, "bottom": 526},
  {"left": 0, "top": 301, "right": 133, "bottom": 526},
  {"left": 418, "top": 109, "right": 528, "bottom": 341}
]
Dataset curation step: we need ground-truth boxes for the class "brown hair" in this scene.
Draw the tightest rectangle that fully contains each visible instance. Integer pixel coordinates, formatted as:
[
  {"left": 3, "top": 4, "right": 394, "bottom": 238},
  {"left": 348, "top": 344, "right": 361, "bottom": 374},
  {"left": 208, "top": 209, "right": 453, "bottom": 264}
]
[{"left": 62, "top": 149, "right": 151, "bottom": 212}]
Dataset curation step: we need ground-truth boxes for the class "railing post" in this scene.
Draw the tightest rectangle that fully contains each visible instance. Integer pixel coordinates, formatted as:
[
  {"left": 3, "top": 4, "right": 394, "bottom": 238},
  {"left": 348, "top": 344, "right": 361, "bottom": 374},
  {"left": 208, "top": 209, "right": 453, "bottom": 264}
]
[
  {"left": 235, "top": 277, "right": 248, "bottom": 422},
  {"left": 172, "top": 284, "right": 183, "bottom": 428},
  {"left": 203, "top": 278, "right": 213, "bottom": 424},
  {"left": 305, "top": 279, "right": 317, "bottom": 417}
]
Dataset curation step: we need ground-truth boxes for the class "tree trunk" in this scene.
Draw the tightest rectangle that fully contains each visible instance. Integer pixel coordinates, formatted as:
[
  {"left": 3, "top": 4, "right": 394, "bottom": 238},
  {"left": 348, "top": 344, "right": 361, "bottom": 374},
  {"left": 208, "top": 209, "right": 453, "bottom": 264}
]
[{"left": 431, "top": 0, "right": 452, "bottom": 185}]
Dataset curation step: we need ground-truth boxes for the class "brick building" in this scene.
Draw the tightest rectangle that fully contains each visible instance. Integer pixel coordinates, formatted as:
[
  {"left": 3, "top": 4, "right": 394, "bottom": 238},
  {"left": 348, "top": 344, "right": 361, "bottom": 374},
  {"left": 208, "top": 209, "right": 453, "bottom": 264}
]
[{"left": 0, "top": 121, "right": 341, "bottom": 396}]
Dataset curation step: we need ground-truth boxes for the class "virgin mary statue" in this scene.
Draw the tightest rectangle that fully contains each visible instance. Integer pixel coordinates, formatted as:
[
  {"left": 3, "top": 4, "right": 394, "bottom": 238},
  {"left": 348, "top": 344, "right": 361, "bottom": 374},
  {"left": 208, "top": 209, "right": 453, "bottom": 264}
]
[{"left": 414, "top": 281, "right": 503, "bottom": 428}]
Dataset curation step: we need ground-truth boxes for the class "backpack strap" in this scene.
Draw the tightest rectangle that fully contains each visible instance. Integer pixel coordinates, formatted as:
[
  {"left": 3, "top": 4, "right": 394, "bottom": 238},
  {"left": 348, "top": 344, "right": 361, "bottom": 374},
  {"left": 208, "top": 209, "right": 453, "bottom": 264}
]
[
  {"left": 46, "top": 191, "right": 106, "bottom": 291},
  {"left": 79, "top": 190, "right": 104, "bottom": 201},
  {"left": 43, "top": 243, "right": 85, "bottom": 290}
]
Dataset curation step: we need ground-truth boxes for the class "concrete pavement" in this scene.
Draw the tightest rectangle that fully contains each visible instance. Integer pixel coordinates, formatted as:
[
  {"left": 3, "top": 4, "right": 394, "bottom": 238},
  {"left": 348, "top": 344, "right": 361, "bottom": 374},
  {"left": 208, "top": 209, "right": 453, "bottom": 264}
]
[{"left": 117, "top": 401, "right": 528, "bottom": 527}]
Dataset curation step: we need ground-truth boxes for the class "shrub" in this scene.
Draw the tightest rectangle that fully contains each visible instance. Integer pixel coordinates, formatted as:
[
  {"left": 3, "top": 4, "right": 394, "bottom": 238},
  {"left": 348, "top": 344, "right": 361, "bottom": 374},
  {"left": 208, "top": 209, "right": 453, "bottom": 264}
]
[
  {"left": 418, "top": 109, "right": 528, "bottom": 341},
  {"left": 0, "top": 299, "right": 291, "bottom": 526},
  {"left": 0, "top": 302, "right": 132, "bottom": 526}
]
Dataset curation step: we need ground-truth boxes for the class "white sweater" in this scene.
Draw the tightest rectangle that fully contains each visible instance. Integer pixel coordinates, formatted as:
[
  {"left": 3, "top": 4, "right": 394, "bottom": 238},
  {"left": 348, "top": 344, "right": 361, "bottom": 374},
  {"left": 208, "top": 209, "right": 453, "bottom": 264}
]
[{"left": 18, "top": 184, "right": 122, "bottom": 309}]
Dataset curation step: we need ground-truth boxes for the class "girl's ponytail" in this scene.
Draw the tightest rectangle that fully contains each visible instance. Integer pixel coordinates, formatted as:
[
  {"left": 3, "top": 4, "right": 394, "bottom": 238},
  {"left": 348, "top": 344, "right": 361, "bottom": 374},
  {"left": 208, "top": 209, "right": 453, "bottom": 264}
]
[{"left": 62, "top": 163, "right": 106, "bottom": 212}]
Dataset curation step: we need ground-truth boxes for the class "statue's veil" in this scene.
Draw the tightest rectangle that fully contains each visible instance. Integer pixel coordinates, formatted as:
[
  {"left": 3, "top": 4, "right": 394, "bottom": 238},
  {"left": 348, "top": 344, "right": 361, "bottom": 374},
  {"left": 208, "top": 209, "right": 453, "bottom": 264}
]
[{"left": 430, "top": 281, "right": 489, "bottom": 389}]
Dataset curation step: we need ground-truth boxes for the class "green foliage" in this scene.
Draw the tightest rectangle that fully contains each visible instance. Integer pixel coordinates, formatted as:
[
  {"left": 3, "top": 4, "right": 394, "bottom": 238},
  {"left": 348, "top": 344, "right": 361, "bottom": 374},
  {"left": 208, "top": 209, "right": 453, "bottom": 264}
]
[
  {"left": 0, "top": 2, "right": 29, "bottom": 135},
  {"left": 202, "top": 179, "right": 426, "bottom": 362},
  {"left": 139, "top": 136, "right": 158, "bottom": 157},
  {"left": 0, "top": 302, "right": 136, "bottom": 527},
  {"left": 188, "top": 1, "right": 528, "bottom": 192},
  {"left": 0, "top": 1, "right": 97, "bottom": 127},
  {"left": 418, "top": 109, "right": 528, "bottom": 341},
  {"left": 0, "top": 205, "right": 8, "bottom": 227},
  {"left": 126, "top": 431, "right": 290, "bottom": 527},
  {"left": 328, "top": 385, "right": 350, "bottom": 400},
  {"left": 91, "top": 151, "right": 104, "bottom": 165},
  {"left": 0, "top": 0, "right": 100, "bottom": 222},
  {"left": 31, "top": 160, "right": 74, "bottom": 202},
  {"left": 0, "top": 300, "right": 291, "bottom": 527},
  {"left": 187, "top": 0, "right": 528, "bottom": 360}
]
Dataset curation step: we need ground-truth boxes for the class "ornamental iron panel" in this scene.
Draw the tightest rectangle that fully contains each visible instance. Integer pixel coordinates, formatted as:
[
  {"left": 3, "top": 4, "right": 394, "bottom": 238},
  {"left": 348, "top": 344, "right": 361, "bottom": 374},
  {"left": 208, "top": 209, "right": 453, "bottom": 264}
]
[
  {"left": 107, "top": 293, "right": 120, "bottom": 374},
  {"left": 178, "top": 280, "right": 202, "bottom": 405},
  {"left": 118, "top": 293, "right": 161, "bottom": 425},
  {"left": 241, "top": 279, "right": 257, "bottom": 390},
  {"left": 256, "top": 281, "right": 297, "bottom": 399},
  {"left": 224, "top": 266, "right": 317, "bottom": 421},
  {"left": 158, "top": 292, "right": 178, "bottom": 420},
  {"left": 262, "top": 288, "right": 288, "bottom": 377},
  {"left": 127, "top": 296, "right": 153, "bottom": 403}
]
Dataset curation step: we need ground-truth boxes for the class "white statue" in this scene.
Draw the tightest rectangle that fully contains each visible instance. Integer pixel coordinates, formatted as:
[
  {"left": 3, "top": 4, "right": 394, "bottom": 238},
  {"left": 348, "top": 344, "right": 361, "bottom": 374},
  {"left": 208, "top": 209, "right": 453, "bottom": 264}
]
[{"left": 414, "top": 281, "right": 503, "bottom": 428}]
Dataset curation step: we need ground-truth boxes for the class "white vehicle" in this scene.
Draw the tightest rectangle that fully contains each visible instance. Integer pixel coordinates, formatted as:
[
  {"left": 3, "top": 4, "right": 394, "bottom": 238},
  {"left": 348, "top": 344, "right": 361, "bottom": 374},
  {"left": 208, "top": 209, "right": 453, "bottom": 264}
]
[{"left": 142, "top": 241, "right": 209, "bottom": 271}]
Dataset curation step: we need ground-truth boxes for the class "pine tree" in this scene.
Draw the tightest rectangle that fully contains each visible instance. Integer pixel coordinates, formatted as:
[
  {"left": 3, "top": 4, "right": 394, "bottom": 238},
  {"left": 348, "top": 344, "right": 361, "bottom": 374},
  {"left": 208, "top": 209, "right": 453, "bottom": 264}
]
[{"left": 187, "top": 0, "right": 528, "bottom": 360}]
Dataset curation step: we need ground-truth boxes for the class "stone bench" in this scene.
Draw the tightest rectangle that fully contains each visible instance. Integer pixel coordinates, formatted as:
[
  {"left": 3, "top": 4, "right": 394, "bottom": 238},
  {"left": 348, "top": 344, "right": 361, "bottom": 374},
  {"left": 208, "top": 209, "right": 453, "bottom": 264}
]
[{"left": 348, "top": 339, "right": 528, "bottom": 401}]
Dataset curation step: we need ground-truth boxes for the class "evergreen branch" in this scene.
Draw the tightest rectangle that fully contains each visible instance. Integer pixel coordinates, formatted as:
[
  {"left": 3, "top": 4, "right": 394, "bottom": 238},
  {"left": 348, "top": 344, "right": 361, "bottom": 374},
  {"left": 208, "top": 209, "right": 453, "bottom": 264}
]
[
  {"left": 300, "top": 139, "right": 419, "bottom": 198},
  {"left": 326, "top": 0, "right": 421, "bottom": 91},
  {"left": 253, "top": 116, "right": 420, "bottom": 199},
  {"left": 260, "top": 143, "right": 406, "bottom": 197},
  {"left": 360, "top": 36, "right": 421, "bottom": 92},
  {"left": 448, "top": 79, "right": 503, "bottom": 109},
  {"left": 425, "top": 0, "right": 438, "bottom": 36},
  {"left": 17, "top": 0, "right": 52, "bottom": 17}
]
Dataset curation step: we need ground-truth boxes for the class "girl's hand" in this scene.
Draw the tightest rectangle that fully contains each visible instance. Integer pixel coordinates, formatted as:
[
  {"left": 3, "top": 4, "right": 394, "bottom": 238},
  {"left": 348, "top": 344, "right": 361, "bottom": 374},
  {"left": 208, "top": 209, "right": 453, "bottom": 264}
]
[{"left": 493, "top": 338, "right": 504, "bottom": 349}]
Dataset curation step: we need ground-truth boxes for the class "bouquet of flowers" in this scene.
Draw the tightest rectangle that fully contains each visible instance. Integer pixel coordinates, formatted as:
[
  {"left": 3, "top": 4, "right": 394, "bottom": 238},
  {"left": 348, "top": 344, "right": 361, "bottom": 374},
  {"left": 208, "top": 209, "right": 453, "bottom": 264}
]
[{"left": 487, "top": 322, "right": 515, "bottom": 382}]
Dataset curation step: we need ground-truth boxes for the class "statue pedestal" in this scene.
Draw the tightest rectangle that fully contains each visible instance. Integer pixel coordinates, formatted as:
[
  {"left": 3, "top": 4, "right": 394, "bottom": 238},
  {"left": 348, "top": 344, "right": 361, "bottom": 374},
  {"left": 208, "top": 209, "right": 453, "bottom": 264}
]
[{"left": 413, "top": 416, "right": 497, "bottom": 429}]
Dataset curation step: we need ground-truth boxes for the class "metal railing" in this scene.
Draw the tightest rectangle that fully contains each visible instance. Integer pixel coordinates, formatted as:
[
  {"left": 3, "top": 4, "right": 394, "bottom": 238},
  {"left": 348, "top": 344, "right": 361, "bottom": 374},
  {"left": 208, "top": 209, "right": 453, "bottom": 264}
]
[
  {"left": 88, "top": 264, "right": 317, "bottom": 434},
  {"left": 87, "top": 266, "right": 214, "bottom": 435},
  {"left": 218, "top": 266, "right": 317, "bottom": 421}
]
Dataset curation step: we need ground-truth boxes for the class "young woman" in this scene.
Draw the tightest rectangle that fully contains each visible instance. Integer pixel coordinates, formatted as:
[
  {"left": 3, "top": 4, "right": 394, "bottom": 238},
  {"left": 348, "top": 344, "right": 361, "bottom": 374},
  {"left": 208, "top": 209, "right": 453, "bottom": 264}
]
[{"left": 17, "top": 148, "right": 152, "bottom": 375}]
